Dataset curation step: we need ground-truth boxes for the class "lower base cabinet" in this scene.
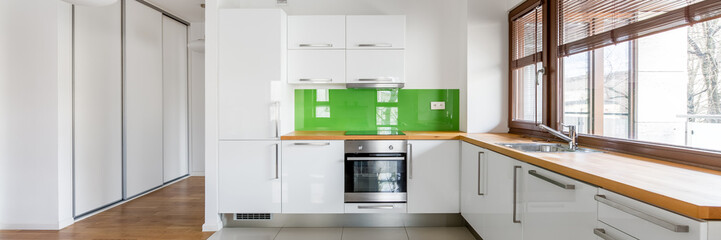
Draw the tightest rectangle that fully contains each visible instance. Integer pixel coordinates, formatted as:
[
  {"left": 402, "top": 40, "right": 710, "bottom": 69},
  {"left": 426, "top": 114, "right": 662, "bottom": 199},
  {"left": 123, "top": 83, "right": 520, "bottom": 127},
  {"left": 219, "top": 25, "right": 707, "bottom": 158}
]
[
  {"left": 281, "top": 140, "right": 344, "bottom": 213},
  {"left": 218, "top": 140, "right": 282, "bottom": 213},
  {"left": 521, "top": 163, "right": 598, "bottom": 240},
  {"left": 461, "top": 142, "right": 523, "bottom": 240},
  {"left": 597, "top": 189, "right": 706, "bottom": 240},
  {"left": 407, "top": 140, "right": 460, "bottom": 213}
]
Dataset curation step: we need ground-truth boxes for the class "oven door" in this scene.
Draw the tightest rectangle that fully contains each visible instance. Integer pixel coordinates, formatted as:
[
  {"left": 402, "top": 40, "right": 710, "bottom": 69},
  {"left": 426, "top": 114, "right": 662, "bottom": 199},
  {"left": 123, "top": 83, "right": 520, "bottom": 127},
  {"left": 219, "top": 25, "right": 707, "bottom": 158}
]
[{"left": 344, "top": 154, "right": 407, "bottom": 203}]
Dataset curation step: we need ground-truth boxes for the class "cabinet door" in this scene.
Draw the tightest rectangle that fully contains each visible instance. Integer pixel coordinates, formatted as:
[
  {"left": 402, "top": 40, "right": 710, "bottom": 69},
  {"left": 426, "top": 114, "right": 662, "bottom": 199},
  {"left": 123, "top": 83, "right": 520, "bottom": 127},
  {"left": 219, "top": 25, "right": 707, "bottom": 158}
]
[
  {"left": 597, "top": 189, "right": 705, "bottom": 240},
  {"left": 281, "top": 140, "right": 344, "bottom": 213},
  {"left": 162, "top": 16, "right": 189, "bottom": 182},
  {"left": 347, "top": 15, "right": 405, "bottom": 49},
  {"left": 522, "top": 163, "right": 597, "bottom": 240},
  {"left": 73, "top": 1, "right": 122, "bottom": 216},
  {"left": 346, "top": 50, "right": 404, "bottom": 83},
  {"left": 461, "top": 143, "right": 522, "bottom": 240},
  {"left": 288, "top": 15, "right": 345, "bottom": 49},
  {"left": 218, "top": 141, "right": 282, "bottom": 213},
  {"left": 218, "top": 10, "right": 285, "bottom": 140},
  {"left": 125, "top": 0, "right": 164, "bottom": 198},
  {"left": 407, "top": 140, "right": 460, "bottom": 213},
  {"left": 288, "top": 50, "right": 345, "bottom": 84}
]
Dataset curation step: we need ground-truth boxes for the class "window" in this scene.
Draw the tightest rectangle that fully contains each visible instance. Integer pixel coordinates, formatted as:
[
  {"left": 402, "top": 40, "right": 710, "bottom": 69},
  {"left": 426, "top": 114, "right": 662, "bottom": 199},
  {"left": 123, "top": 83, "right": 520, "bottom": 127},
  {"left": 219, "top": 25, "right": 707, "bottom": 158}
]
[
  {"left": 510, "top": 1, "right": 544, "bottom": 125},
  {"left": 510, "top": 0, "right": 721, "bottom": 168}
]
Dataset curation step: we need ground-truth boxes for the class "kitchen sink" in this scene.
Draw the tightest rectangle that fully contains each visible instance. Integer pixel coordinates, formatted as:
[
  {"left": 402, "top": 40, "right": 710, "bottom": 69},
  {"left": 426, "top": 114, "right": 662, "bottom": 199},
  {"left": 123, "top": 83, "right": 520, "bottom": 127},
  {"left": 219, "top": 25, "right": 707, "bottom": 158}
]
[{"left": 497, "top": 143, "right": 602, "bottom": 153}]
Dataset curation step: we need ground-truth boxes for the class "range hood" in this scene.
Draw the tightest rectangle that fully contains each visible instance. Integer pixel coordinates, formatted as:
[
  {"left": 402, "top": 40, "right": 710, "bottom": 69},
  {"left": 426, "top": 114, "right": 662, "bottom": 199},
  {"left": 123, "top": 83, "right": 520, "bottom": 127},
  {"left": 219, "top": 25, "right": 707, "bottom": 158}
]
[{"left": 346, "top": 82, "right": 405, "bottom": 89}]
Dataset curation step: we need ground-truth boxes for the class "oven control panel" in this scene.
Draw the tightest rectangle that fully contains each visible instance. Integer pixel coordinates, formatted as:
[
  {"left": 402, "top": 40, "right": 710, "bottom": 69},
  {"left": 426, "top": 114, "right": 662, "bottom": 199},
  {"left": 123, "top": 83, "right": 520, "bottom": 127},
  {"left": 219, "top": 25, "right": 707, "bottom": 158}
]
[{"left": 344, "top": 140, "right": 408, "bottom": 154}]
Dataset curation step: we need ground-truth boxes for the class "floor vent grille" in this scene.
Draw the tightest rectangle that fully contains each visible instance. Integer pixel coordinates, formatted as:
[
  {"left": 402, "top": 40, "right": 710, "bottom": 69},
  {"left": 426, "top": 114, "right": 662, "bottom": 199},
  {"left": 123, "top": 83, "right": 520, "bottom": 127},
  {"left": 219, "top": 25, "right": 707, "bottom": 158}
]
[{"left": 234, "top": 213, "right": 272, "bottom": 220}]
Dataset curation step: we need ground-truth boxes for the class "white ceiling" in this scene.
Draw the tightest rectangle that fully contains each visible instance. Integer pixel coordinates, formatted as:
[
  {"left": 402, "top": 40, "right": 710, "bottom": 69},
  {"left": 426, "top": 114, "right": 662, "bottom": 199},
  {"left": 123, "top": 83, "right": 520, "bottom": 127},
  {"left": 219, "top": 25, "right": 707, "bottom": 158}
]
[{"left": 145, "top": 0, "right": 205, "bottom": 23}]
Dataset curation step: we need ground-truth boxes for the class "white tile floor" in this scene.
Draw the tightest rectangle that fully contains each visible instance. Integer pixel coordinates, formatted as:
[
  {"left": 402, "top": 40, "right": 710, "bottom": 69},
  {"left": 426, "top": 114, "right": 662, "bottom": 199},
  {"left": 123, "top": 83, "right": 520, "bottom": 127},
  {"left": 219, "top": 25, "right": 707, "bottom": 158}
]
[{"left": 208, "top": 227, "right": 476, "bottom": 240}]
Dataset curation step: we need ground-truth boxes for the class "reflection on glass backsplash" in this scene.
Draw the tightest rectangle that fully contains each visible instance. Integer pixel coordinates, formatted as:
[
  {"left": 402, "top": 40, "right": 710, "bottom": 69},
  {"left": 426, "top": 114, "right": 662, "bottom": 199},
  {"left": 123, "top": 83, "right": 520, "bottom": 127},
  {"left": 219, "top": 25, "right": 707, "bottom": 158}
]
[{"left": 295, "top": 89, "right": 459, "bottom": 131}]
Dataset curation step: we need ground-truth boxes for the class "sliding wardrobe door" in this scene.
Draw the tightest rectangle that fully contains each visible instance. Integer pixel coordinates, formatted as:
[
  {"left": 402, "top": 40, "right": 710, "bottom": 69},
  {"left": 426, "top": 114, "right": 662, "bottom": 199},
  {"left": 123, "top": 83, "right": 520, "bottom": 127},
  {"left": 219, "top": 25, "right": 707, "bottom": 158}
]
[
  {"left": 162, "top": 16, "right": 189, "bottom": 182},
  {"left": 73, "top": 1, "right": 122, "bottom": 216},
  {"left": 124, "top": 0, "right": 163, "bottom": 198}
]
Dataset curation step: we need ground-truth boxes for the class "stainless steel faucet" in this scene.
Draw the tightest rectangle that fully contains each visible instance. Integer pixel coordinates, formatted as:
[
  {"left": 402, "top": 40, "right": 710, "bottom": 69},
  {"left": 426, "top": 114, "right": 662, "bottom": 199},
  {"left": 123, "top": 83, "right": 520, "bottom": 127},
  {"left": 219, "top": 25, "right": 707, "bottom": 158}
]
[{"left": 537, "top": 123, "right": 578, "bottom": 150}]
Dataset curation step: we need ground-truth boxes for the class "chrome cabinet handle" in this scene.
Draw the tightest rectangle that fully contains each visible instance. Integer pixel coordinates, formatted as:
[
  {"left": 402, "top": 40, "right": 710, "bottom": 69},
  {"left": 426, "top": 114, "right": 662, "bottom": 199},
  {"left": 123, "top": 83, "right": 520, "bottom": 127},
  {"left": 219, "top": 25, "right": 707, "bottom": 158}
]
[
  {"left": 513, "top": 165, "right": 521, "bottom": 223},
  {"left": 593, "top": 229, "right": 619, "bottom": 240},
  {"left": 358, "top": 78, "right": 393, "bottom": 82},
  {"left": 408, "top": 143, "right": 413, "bottom": 179},
  {"left": 293, "top": 142, "right": 331, "bottom": 146},
  {"left": 528, "top": 170, "right": 575, "bottom": 189},
  {"left": 299, "top": 43, "right": 333, "bottom": 47},
  {"left": 358, "top": 205, "right": 394, "bottom": 209},
  {"left": 595, "top": 195, "right": 689, "bottom": 232},
  {"left": 358, "top": 43, "right": 392, "bottom": 47},
  {"left": 477, "top": 152, "right": 485, "bottom": 196},
  {"left": 299, "top": 78, "right": 333, "bottom": 82},
  {"left": 274, "top": 143, "right": 280, "bottom": 179}
]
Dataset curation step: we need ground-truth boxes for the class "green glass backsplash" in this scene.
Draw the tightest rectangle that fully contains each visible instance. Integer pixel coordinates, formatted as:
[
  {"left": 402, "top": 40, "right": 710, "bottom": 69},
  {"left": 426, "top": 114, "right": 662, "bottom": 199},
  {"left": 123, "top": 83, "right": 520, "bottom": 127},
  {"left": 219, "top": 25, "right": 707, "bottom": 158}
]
[{"left": 295, "top": 89, "right": 459, "bottom": 131}]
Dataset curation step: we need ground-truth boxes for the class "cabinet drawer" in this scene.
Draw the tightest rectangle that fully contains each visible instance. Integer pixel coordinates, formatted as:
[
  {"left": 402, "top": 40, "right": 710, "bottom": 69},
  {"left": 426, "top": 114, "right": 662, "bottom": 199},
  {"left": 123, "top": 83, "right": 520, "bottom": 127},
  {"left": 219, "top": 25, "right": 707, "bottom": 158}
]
[
  {"left": 347, "top": 15, "right": 405, "bottom": 49},
  {"left": 597, "top": 189, "right": 705, "bottom": 240},
  {"left": 594, "top": 221, "right": 637, "bottom": 240},
  {"left": 345, "top": 203, "right": 407, "bottom": 214},
  {"left": 288, "top": 50, "right": 345, "bottom": 84},
  {"left": 288, "top": 15, "right": 345, "bottom": 49},
  {"left": 346, "top": 50, "right": 404, "bottom": 83}
]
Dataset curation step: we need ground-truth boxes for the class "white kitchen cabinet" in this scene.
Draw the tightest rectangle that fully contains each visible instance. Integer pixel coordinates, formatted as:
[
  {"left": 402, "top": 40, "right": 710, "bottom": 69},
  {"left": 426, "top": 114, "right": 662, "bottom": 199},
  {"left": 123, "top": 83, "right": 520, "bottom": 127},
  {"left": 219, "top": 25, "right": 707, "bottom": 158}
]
[
  {"left": 73, "top": 1, "right": 122, "bottom": 217},
  {"left": 407, "top": 140, "right": 460, "bottom": 213},
  {"left": 162, "top": 15, "right": 189, "bottom": 183},
  {"left": 287, "top": 50, "right": 345, "bottom": 84},
  {"left": 281, "top": 140, "right": 344, "bottom": 213},
  {"left": 347, "top": 15, "right": 405, "bottom": 49},
  {"left": 124, "top": 0, "right": 164, "bottom": 198},
  {"left": 288, "top": 15, "right": 345, "bottom": 49},
  {"left": 596, "top": 188, "right": 706, "bottom": 240},
  {"left": 346, "top": 50, "right": 404, "bottom": 83},
  {"left": 218, "top": 9, "right": 286, "bottom": 140},
  {"left": 461, "top": 142, "right": 523, "bottom": 240},
  {"left": 521, "top": 163, "right": 597, "bottom": 240},
  {"left": 218, "top": 141, "right": 282, "bottom": 213}
]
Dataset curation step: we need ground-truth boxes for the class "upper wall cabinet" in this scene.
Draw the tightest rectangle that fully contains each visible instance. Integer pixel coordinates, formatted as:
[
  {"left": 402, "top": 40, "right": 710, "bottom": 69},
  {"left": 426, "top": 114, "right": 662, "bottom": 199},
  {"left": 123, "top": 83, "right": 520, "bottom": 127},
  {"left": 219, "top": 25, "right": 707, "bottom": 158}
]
[
  {"left": 346, "top": 15, "right": 406, "bottom": 50},
  {"left": 288, "top": 15, "right": 345, "bottom": 49}
]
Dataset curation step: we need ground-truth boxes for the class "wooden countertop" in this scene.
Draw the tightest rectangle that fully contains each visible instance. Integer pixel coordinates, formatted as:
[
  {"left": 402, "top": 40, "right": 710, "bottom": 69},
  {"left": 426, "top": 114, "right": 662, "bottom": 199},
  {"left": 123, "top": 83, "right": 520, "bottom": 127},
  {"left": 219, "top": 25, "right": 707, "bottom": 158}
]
[
  {"left": 281, "top": 131, "right": 466, "bottom": 140},
  {"left": 281, "top": 131, "right": 721, "bottom": 220}
]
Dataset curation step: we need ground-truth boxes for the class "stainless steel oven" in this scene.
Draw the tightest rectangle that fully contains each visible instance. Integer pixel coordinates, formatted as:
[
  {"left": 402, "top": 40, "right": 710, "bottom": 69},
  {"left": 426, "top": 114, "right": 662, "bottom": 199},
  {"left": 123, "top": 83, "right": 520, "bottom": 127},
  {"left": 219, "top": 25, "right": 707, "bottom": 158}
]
[{"left": 344, "top": 140, "right": 407, "bottom": 203}]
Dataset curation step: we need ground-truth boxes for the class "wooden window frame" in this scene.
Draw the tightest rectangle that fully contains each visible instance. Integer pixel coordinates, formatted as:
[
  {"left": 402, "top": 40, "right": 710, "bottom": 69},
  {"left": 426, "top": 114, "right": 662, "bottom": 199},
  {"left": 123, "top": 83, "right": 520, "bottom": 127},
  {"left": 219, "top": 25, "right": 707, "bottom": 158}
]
[{"left": 508, "top": 0, "right": 721, "bottom": 170}]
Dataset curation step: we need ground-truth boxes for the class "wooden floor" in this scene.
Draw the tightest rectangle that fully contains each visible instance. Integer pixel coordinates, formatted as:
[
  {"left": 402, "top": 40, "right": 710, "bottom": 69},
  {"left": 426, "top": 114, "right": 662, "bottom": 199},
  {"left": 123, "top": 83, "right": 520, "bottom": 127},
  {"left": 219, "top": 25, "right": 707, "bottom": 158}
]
[{"left": 0, "top": 177, "right": 213, "bottom": 240}]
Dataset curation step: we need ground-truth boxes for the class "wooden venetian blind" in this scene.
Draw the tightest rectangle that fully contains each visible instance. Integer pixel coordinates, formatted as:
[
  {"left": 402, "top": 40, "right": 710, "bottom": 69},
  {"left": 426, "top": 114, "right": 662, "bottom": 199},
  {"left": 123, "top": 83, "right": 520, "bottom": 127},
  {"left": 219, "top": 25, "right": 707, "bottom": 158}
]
[
  {"left": 558, "top": 0, "right": 721, "bottom": 57},
  {"left": 511, "top": 3, "right": 544, "bottom": 69}
]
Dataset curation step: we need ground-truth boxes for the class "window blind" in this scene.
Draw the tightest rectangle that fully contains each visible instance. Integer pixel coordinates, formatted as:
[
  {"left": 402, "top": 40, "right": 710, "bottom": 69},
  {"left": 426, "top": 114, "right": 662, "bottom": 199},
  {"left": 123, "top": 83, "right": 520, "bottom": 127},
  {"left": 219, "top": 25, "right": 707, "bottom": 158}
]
[
  {"left": 511, "top": 4, "right": 544, "bottom": 69},
  {"left": 558, "top": 0, "right": 721, "bottom": 57}
]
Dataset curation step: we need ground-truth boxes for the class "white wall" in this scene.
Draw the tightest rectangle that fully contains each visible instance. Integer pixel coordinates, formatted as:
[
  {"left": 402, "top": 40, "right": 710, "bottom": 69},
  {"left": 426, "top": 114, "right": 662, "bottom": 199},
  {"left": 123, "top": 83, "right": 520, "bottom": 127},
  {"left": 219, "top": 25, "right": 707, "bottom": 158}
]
[
  {"left": 204, "top": 0, "right": 222, "bottom": 231},
  {"left": 464, "top": 0, "right": 520, "bottom": 133},
  {"left": 190, "top": 22, "right": 206, "bottom": 176},
  {"left": 0, "top": 0, "right": 73, "bottom": 230}
]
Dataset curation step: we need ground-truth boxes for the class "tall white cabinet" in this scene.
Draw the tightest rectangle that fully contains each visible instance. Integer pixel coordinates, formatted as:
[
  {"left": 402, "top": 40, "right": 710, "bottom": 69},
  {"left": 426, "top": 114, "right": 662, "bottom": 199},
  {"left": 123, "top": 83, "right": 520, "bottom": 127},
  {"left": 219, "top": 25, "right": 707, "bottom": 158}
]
[
  {"left": 162, "top": 15, "right": 189, "bottom": 183},
  {"left": 217, "top": 9, "right": 287, "bottom": 213},
  {"left": 124, "top": 0, "right": 164, "bottom": 198},
  {"left": 73, "top": 1, "right": 123, "bottom": 217}
]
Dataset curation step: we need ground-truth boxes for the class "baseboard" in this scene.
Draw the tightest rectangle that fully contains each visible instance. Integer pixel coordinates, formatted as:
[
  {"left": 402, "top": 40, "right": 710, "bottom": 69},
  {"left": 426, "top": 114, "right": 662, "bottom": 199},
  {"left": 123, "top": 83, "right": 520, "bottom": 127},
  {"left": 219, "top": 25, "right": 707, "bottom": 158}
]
[
  {"left": 58, "top": 217, "right": 75, "bottom": 229},
  {"left": 191, "top": 171, "right": 205, "bottom": 176},
  {"left": 0, "top": 223, "right": 61, "bottom": 230},
  {"left": 203, "top": 218, "right": 223, "bottom": 232}
]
